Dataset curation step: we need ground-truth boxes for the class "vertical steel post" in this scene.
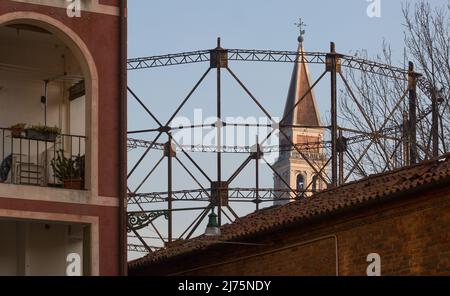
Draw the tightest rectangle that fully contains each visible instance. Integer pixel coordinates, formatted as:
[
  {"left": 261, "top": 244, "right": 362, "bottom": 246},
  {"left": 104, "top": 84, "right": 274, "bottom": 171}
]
[
  {"left": 408, "top": 62, "right": 418, "bottom": 164},
  {"left": 167, "top": 136, "right": 173, "bottom": 243},
  {"left": 431, "top": 88, "right": 439, "bottom": 157},
  {"left": 402, "top": 111, "right": 410, "bottom": 166},
  {"left": 338, "top": 130, "right": 344, "bottom": 185},
  {"left": 216, "top": 37, "right": 222, "bottom": 226},
  {"left": 394, "top": 127, "right": 399, "bottom": 168},
  {"left": 255, "top": 137, "right": 260, "bottom": 211},
  {"left": 44, "top": 80, "right": 48, "bottom": 126},
  {"left": 329, "top": 42, "right": 338, "bottom": 187},
  {"left": 440, "top": 112, "right": 447, "bottom": 153}
]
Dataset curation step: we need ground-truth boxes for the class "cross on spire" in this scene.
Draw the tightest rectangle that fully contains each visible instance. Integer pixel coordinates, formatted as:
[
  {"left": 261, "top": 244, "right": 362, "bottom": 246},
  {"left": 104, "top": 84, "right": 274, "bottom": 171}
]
[{"left": 294, "top": 18, "right": 306, "bottom": 43}]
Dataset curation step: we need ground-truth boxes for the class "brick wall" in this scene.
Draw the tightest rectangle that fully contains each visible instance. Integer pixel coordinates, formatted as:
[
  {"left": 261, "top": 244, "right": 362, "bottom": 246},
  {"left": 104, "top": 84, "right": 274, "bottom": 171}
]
[
  {"left": 337, "top": 188, "right": 450, "bottom": 275},
  {"left": 130, "top": 185, "right": 450, "bottom": 276},
  {"left": 187, "top": 236, "right": 337, "bottom": 276}
]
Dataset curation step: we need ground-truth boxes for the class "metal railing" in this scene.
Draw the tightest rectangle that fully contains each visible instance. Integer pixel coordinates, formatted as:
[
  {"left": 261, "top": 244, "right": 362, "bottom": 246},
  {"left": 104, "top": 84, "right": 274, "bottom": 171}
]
[{"left": 0, "top": 127, "right": 86, "bottom": 189}]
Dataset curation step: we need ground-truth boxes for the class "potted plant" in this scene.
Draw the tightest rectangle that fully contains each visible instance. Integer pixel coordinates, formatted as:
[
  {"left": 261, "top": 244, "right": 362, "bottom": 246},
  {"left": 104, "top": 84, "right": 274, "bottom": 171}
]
[
  {"left": 25, "top": 124, "right": 61, "bottom": 142},
  {"left": 9, "top": 123, "right": 26, "bottom": 138},
  {"left": 51, "top": 150, "right": 85, "bottom": 190}
]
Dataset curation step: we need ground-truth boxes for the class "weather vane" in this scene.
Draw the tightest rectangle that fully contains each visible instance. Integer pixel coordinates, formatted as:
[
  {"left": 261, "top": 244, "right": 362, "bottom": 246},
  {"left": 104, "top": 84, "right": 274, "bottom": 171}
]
[{"left": 294, "top": 18, "right": 307, "bottom": 43}]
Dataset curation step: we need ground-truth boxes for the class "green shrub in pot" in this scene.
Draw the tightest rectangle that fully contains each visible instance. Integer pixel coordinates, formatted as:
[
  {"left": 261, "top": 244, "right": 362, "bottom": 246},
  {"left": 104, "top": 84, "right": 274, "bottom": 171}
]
[{"left": 50, "top": 150, "right": 85, "bottom": 190}]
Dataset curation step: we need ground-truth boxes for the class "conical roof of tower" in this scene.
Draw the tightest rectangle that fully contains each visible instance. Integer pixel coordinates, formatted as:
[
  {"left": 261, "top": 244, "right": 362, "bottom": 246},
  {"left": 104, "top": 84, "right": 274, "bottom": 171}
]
[{"left": 281, "top": 42, "right": 321, "bottom": 127}]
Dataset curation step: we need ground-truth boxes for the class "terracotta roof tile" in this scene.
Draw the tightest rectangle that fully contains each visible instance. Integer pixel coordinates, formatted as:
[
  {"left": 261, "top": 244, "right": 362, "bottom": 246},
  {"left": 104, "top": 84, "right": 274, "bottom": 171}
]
[{"left": 129, "top": 154, "right": 450, "bottom": 269}]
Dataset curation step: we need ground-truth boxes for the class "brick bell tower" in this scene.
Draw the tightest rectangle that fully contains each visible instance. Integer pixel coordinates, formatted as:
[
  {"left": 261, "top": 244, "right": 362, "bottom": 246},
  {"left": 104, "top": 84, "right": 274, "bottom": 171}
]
[{"left": 273, "top": 26, "right": 326, "bottom": 203}]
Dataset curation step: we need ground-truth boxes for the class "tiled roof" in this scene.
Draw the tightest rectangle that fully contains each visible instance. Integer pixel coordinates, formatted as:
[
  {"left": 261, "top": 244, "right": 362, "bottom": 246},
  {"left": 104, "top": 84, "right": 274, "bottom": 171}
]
[{"left": 129, "top": 154, "right": 450, "bottom": 269}]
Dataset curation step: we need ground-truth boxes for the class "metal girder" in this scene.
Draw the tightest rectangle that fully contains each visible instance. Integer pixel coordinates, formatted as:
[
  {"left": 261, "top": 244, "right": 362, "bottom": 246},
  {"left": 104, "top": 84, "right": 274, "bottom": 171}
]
[
  {"left": 127, "top": 49, "right": 326, "bottom": 70},
  {"left": 339, "top": 55, "right": 409, "bottom": 80},
  {"left": 128, "top": 189, "right": 209, "bottom": 203},
  {"left": 127, "top": 48, "right": 421, "bottom": 81},
  {"left": 128, "top": 46, "right": 432, "bottom": 98},
  {"left": 416, "top": 76, "right": 434, "bottom": 99},
  {"left": 127, "top": 125, "right": 407, "bottom": 153},
  {"left": 227, "top": 49, "right": 327, "bottom": 64},
  {"left": 127, "top": 243, "right": 163, "bottom": 253},
  {"left": 127, "top": 244, "right": 152, "bottom": 253},
  {"left": 128, "top": 47, "right": 431, "bottom": 98},
  {"left": 128, "top": 137, "right": 164, "bottom": 150},
  {"left": 127, "top": 50, "right": 210, "bottom": 70},
  {"left": 128, "top": 137, "right": 328, "bottom": 153},
  {"left": 127, "top": 188, "right": 302, "bottom": 205}
]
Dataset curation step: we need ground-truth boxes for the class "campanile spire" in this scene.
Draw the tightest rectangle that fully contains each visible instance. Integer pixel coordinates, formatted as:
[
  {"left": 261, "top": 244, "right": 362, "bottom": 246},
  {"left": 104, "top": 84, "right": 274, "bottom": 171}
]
[{"left": 274, "top": 22, "right": 326, "bottom": 203}]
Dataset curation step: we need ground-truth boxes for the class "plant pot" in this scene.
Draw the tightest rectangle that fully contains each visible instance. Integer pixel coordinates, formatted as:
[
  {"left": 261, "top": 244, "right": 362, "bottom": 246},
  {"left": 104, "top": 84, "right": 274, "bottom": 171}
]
[
  {"left": 63, "top": 179, "right": 84, "bottom": 190},
  {"left": 25, "top": 129, "right": 58, "bottom": 142},
  {"left": 10, "top": 128, "right": 24, "bottom": 138}
]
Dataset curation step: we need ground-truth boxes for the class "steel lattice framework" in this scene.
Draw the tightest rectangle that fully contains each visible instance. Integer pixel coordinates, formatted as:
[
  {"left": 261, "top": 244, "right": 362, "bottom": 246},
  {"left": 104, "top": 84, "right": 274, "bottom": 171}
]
[
  {"left": 127, "top": 47, "right": 432, "bottom": 96},
  {"left": 126, "top": 39, "right": 440, "bottom": 255}
]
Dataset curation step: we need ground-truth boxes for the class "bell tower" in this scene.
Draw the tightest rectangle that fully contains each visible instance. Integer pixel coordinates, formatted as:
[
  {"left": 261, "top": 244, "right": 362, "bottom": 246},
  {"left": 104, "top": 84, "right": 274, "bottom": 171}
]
[{"left": 273, "top": 21, "right": 326, "bottom": 203}]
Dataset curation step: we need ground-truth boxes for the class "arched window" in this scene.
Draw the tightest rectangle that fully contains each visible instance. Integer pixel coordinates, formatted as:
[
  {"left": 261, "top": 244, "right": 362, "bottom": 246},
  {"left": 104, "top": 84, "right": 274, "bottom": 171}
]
[
  {"left": 296, "top": 174, "right": 304, "bottom": 192},
  {"left": 312, "top": 175, "right": 318, "bottom": 193}
]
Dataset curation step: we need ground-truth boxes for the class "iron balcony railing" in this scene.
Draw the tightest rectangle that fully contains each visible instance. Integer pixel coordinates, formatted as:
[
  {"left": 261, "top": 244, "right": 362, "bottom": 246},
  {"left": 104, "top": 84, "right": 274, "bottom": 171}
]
[{"left": 0, "top": 127, "right": 86, "bottom": 189}]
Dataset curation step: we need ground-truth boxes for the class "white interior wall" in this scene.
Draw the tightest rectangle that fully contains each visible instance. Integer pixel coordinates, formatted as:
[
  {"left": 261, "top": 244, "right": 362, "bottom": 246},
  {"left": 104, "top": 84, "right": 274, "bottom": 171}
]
[
  {"left": 26, "top": 222, "right": 67, "bottom": 275},
  {"left": 69, "top": 96, "right": 86, "bottom": 136},
  {"left": 0, "top": 220, "right": 87, "bottom": 276},
  {"left": 0, "top": 220, "right": 18, "bottom": 275},
  {"left": 0, "top": 26, "right": 83, "bottom": 133},
  {"left": 69, "top": 96, "right": 86, "bottom": 155},
  {"left": 0, "top": 76, "right": 64, "bottom": 130}
]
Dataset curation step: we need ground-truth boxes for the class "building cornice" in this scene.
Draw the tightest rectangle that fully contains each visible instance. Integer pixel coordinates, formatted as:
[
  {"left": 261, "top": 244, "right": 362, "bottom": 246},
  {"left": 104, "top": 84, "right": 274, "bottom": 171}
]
[{"left": 10, "top": 0, "right": 120, "bottom": 16}]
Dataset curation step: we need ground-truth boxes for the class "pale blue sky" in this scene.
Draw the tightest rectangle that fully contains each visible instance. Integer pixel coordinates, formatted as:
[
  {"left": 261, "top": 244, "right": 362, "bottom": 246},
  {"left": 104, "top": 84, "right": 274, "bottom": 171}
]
[
  {"left": 128, "top": 0, "right": 447, "bottom": 57},
  {"left": 126, "top": 0, "right": 448, "bottom": 253}
]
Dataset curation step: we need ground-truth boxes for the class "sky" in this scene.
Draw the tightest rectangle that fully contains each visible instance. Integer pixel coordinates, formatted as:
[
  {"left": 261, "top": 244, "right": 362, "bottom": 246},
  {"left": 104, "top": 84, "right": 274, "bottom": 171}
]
[
  {"left": 126, "top": 0, "right": 449, "bottom": 256},
  {"left": 128, "top": 0, "right": 447, "bottom": 58}
]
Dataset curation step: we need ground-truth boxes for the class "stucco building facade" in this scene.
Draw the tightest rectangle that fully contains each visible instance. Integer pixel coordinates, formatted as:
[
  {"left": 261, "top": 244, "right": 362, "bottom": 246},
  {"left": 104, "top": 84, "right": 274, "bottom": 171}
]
[{"left": 0, "top": 0, "right": 127, "bottom": 275}]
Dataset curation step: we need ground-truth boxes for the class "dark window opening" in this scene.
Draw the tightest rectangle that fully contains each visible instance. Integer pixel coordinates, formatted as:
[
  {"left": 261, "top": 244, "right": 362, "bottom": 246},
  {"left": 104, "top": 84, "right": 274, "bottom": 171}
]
[{"left": 296, "top": 174, "right": 304, "bottom": 192}]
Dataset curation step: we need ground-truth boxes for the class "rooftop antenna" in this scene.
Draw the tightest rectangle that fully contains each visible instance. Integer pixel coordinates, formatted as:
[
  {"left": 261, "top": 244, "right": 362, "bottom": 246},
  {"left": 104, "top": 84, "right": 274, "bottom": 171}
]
[{"left": 294, "top": 17, "right": 307, "bottom": 44}]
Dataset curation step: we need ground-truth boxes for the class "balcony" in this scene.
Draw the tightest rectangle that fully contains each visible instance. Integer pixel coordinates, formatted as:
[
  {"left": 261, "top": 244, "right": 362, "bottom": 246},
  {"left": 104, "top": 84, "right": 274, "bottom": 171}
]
[
  {"left": 0, "top": 22, "right": 89, "bottom": 192},
  {"left": 0, "top": 127, "right": 86, "bottom": 190}
]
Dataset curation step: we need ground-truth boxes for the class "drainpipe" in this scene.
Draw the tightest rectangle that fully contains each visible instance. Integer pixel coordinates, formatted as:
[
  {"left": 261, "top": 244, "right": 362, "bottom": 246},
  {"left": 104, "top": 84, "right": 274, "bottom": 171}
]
[{"left": 119, "top": 0, "right": 128, "bottom": 276}]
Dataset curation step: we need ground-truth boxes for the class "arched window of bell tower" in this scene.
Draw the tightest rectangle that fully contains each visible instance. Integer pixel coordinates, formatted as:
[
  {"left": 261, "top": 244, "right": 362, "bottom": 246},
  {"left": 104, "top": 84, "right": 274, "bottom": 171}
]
[{"left": 296, "top": 174, "right": 305, "bottom": 193}]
